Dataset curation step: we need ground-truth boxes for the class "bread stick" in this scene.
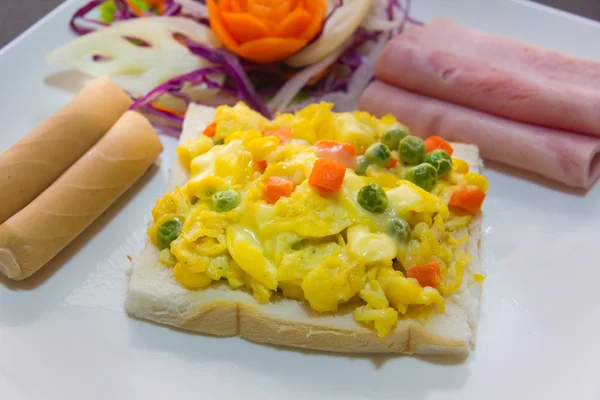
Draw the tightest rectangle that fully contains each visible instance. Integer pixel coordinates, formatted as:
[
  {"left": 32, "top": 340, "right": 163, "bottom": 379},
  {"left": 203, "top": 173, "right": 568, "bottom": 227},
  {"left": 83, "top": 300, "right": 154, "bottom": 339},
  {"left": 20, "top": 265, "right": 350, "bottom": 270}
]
[
  {"left": 0, "top": 77, "right": 133, "bottom": 224},
  {"left": 0, "top": 111, "right": 163, "bottom": 280}
]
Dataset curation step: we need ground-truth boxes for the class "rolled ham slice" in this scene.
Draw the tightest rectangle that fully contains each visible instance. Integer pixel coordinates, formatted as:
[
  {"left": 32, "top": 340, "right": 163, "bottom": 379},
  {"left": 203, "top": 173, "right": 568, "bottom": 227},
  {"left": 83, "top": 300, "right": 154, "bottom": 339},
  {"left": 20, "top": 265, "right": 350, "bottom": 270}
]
[
  {"left": 359, "top": 81, "right": 600, "bottom": 189},
  {"left": 0, "top": 111, "right": 163, "bottom": 281},
  {"left": 375, "top": 18, "right": 600, "bottom": 137}
]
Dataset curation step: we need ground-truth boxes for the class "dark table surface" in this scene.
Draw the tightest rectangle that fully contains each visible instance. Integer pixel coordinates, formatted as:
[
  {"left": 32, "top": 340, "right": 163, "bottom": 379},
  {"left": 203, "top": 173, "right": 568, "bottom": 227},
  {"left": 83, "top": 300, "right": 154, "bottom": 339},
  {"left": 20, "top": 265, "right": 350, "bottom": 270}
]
[{"left": 1, "top": 0, "right": 600, "bottom": 49}]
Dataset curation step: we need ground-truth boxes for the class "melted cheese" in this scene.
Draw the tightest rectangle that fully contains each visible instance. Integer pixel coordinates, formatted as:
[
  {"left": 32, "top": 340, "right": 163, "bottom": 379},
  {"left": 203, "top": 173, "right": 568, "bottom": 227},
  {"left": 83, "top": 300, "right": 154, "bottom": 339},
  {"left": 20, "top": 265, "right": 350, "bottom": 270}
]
[{"left": 148, "top": 102, "right": 484, "bottom": 337}]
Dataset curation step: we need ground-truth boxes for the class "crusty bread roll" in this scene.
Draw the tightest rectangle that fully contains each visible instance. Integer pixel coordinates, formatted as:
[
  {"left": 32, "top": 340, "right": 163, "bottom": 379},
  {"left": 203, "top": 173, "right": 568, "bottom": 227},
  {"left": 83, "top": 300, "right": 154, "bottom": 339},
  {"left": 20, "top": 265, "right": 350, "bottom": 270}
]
[
  {"left": 125, "top": 104, "right": 485, "bottom": 355},
  {"left": 0, "top": 111, "right": 163, "bottom": 281},
  {"left": 0, "top": 77, "right": 133, "bottom": 225}
]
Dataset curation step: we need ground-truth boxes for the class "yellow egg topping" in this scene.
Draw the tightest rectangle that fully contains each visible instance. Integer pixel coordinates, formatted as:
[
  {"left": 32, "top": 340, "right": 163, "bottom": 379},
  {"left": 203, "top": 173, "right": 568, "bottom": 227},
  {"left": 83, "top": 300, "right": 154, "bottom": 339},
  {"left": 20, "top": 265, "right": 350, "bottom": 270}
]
[{"left": 149, "top": 102, "right": 488, "bottom": 338}]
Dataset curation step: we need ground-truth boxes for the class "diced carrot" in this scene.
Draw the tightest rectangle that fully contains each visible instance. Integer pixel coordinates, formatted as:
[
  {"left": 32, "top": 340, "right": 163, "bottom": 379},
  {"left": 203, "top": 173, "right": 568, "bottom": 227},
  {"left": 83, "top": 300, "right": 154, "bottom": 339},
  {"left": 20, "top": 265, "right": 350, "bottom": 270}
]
[
  {"left": 149, "top": 102, "right": 186, "bottom": 117},
  {"left": 263, "top": 176, "right": 295, "bottom": 204},
  {"left": 407, "top": 262, "right": 442, "bottom": 287},
  {"left": 314, "top": 140, "right": 357, "bottom": 168},
  {"left": 146, "top": 0, "right": 166, "bottom": 14},
  {"left": 425, "top": 136, "right": 454, "bottom": 156},
  {"left": 386, "top": 156, "right": 398, "bottom": 169},
  {"left": 264, "top": 127, "right": 293, "bottom": 144},
  {"left": 126, "top": 0, "right": 166, "bottom": 16},
  {"left": 145, "top": 0, "right": 164, "bottom": 7},
  {"left": 256, "top": 159, "right": 267, "bottom": 173},
  {"left": 448, "top": 188, "right": 486, "bottom": 215},
  {"left": 308, "top": 158, "right": 346, "bottom": 192},
  {"left": 203, "top": 122, "right": 216, "bottom": 138}
]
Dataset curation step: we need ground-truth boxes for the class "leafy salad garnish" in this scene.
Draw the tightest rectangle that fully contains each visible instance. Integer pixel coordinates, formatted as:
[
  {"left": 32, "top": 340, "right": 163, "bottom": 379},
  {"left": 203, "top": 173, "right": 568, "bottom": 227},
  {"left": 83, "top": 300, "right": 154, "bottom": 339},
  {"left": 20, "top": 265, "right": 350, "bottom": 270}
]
[{"left": 62, "top": 0, "right": 420, "bottom": 136}]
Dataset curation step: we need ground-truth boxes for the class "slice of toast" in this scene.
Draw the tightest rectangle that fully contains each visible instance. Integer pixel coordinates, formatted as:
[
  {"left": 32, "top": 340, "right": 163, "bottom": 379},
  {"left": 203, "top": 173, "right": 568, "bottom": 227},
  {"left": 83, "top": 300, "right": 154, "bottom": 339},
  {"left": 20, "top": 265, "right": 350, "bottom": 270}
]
[{"left": 125, "top": 104, "right": 485, "bottom": 355}]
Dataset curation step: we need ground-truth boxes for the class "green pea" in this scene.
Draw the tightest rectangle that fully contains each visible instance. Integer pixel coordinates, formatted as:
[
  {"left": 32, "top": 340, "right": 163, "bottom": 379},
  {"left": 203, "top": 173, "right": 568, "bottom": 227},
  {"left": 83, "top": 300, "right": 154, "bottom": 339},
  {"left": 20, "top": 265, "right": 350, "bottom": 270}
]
[
  {"left": 291, "top": 238, "right": 328, "bottom": 251},
  {"left": 355, "top": 156, "right": 370, "bottom": 176},
  {"left": 389, "top": 217, "right": 412, "bottom": 244},
  {"left": 404, "top": 163, "right": 437, "bottom": 192},
  {"left": 212, "top": 189, "right": 241, "bottom": 212},
  {"left": 424, "top": 149, "right": 452, "bottom": 177},
  {"left": 398, "top": 136, "right": 426, "bottom": 165},
  {"left": 381, "top": 124, "right": 409, "bottom": 150},
  {"left": 364, "top": 143, "right": 391, "bottom": 167},
  {"left": 357, "top": 183, "right": 388, "bottom": 214},
  {"left": 158, "top": 217, "right": 183, "bottom": 249},
  {"left": 291, "top": 239, "right": 311, "bottom": 251}
]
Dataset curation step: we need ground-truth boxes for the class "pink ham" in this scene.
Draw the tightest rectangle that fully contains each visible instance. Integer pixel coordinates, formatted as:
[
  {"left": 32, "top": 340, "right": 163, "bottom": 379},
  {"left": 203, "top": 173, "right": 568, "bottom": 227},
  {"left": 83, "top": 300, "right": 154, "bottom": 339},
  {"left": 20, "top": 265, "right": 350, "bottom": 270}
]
[
  {"left": 374, "top": 18, "right": 600, "bottom": 137},
  {"left": 359, "top": 81, "right": 600, "bottom": 189}
]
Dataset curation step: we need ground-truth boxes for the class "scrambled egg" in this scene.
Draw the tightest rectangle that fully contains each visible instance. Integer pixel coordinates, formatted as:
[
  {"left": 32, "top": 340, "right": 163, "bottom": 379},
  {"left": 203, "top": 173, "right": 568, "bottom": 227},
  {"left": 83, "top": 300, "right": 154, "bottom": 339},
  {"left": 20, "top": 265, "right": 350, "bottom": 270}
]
[{"left": 149, "top": 102, "right": 487, "bottom": 338}]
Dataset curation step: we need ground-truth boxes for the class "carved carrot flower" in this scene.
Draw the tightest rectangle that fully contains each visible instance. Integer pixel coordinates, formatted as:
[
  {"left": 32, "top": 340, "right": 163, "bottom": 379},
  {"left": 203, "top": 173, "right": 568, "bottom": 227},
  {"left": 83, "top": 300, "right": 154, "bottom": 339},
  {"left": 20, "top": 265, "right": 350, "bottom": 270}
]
[{"left": 207, "top": 0, "right": 327, "bottom": 63}]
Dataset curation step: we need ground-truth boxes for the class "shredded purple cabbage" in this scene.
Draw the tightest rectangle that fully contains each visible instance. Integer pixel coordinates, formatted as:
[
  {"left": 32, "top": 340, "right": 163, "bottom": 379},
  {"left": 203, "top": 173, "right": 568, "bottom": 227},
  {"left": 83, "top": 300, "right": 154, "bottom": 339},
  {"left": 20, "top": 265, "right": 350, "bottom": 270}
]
[
  {"left": 387, "top": 0, "right": 422, "bottom": 26},
  {"left": 113, "top": 0, "right": 136, "bottom": 20},
  {"left": 308, "top": 44, "right": 364, "bottom": 98},
  {"left": 68, "top": 0, "right": 420, "bottom": 137},
  {"left": 130, "top": 66, "right": 223, "bottom": 112},
  {"left": 142, "top": 104, "right": 185, "bottom": 124},
  {"left": 129, "top": 38, "right": 271, "bottom": 133},
  {"left": 354, "top": 27, "right": 383, "bottom": 45},
  {"left": 70, "top": 0, "right": 177, "bottom": 35},
  {"left": 70, "top": 0, "right": 109, "bottom": 35},
  {"left": 184, "top": 38, "right": 271, "bottom": 117},
  {"left": 306, "top": 0, "right": 417, "bottom": 100},
  {"left": 163, "top": 2, "right": 182, "bottom": 16}
]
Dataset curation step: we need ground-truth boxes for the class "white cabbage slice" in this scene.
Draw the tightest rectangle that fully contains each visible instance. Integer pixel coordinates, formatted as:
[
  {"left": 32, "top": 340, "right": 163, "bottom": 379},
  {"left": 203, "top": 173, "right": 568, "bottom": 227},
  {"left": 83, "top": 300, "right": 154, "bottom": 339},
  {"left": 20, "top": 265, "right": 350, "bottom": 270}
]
[
  {"left": 284, "top": 0, "right": 374, "bottom": 68},
  {"left": 46, "top": 17, "right": 223, "bottom": 102}
]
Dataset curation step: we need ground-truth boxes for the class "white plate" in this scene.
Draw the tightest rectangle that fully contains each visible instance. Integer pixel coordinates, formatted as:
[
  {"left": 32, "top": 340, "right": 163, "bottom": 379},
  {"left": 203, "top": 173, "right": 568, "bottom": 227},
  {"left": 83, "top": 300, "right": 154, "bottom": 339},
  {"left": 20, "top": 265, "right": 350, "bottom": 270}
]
[{"left": 1, "top": 1, "right": 600, "bottom": 399}]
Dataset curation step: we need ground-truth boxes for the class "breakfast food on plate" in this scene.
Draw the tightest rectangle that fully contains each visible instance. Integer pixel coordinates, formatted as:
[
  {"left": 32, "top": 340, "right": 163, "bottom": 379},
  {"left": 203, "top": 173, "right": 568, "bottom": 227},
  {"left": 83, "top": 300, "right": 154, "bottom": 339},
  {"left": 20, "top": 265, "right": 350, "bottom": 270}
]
[
  {"left": 359, "top": 81, "right": 600, "bottom": 189},
  {"left": 126, "top": 102, "right": 487, "bottom": 354},
  {"left": 375, "top": 17, "right": 600, "bottom": 137},
  {"left": 0, "top": 77, "right": 132, "bottom": 225},
  {"left": 0, "top": 111, "right": 162, "bottom": 281}
]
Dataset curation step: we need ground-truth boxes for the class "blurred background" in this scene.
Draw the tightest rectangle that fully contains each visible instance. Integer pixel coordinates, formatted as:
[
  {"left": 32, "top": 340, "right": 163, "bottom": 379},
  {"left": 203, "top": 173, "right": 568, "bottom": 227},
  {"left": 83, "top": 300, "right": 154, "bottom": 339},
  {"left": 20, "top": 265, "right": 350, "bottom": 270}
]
[{"left": 1, "top": 0, "right": 599, "bottom": 49}]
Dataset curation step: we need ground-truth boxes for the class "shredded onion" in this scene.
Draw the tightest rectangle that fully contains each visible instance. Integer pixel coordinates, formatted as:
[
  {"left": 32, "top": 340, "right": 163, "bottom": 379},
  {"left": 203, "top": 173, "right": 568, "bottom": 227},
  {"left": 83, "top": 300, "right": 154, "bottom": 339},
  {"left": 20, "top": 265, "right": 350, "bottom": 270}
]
[
  {"left": 361, "top": 14, "right": 400, "bottom": 32},
  {"left": 268, "top": 40, "right": 350, "bottom": 114},
  {"left": 291, "top": 0, "right": 414, "bottom": 111}
]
